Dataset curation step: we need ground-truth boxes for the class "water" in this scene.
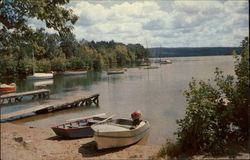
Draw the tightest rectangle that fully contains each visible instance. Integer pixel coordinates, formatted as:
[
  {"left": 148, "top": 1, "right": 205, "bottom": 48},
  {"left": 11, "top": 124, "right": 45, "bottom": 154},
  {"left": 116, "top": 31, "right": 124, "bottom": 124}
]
[{"left": 0, "top": 56, "right": 235, "bottom": 145}]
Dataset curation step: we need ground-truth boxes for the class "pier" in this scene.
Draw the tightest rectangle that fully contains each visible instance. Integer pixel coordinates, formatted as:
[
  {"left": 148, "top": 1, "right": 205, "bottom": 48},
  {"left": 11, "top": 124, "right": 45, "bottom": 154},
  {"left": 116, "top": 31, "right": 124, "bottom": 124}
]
[
  {"left": 0, "top": 89, "right": 50, "bottom": 105},
  {"left": 0, "top": 93, "right": 99, "bottom": 121}
]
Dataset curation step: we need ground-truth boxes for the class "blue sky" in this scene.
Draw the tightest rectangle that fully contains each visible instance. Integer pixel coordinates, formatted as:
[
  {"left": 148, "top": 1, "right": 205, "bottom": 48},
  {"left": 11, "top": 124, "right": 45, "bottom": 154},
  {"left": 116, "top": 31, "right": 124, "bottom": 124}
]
[{"left": 29, "top": 0, "right": 249, "bottom": 48}]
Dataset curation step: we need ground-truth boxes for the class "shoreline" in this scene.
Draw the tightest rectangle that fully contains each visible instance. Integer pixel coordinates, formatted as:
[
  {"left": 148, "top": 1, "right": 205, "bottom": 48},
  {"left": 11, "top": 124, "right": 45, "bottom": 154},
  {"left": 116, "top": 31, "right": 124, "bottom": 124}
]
[{"left": 1, "top": 122, "right": 160, "bottom": 160}]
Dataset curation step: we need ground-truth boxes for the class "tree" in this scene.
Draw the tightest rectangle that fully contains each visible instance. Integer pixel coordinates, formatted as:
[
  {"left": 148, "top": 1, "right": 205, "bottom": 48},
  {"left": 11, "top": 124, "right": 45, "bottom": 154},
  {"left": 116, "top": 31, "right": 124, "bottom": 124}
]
[{"left": 0, "top": 0, "right": 78, "bottom": 34}]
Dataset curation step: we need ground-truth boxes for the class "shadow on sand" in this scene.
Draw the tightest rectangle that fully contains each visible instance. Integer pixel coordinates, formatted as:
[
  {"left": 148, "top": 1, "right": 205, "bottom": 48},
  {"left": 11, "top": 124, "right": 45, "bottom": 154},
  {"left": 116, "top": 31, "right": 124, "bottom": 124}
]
[{"left": 78, "top": 141, "right": 127, "bottom": 157}]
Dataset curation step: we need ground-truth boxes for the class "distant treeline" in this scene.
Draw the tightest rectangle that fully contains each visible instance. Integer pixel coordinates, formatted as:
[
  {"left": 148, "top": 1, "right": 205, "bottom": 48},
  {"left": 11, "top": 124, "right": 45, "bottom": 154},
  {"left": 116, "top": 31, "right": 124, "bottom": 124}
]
[
  {"left": 149, "top": 47, "right": 241, "bottom": 57},
  {"left": 0, "top": 28, "right": 149, "bottom": 77}
]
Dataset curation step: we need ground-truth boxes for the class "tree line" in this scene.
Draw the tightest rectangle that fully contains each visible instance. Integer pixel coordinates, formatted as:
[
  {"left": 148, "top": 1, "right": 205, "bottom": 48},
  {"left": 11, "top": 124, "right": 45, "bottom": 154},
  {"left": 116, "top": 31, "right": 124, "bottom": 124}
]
[{"left": 0, "top": 28, "right": 149, "bottom": 77}]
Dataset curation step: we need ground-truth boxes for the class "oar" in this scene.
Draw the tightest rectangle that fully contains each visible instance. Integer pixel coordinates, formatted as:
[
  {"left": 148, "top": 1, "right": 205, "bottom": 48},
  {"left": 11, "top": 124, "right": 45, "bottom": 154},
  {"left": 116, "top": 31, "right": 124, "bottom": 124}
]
[{"left": 96, "top": 115, "right": 115, "bottom": 124}]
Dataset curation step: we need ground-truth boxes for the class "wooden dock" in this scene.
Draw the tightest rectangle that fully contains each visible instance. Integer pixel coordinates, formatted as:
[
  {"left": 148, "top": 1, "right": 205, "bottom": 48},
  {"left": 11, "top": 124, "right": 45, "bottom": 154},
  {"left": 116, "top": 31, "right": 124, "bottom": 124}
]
[
  {"left": 0, "top": 93, "right": 99, "bottom": 121},
  {"left": 0, "top": 89, "right": 50, "bottom": 105}
]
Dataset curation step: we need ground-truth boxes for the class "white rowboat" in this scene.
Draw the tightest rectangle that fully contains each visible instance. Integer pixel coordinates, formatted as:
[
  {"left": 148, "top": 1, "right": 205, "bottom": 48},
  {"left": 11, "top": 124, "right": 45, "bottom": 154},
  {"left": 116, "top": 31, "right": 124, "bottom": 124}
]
[{"left": 91, "top": 118, "right": 150, "bottom": 150}]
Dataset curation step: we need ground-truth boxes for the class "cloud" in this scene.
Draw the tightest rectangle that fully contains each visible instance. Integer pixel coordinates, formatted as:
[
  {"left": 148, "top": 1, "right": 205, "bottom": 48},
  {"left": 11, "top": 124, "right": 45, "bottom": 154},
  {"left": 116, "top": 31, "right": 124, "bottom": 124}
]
[{"left": 28, "top": 0, "right": 249, "bottom": 47}]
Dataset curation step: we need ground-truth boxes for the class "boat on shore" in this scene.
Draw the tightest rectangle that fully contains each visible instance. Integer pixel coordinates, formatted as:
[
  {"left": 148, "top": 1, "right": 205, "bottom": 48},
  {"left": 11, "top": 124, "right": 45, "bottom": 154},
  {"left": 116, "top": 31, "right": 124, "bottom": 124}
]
[
  {"left": 51, "top": 113, "right": 112, "bottom": 138},
  {"left": 62, "top": 71, "right": 87, "bottom": 76},
  {"left": 27, "top": 73, "right": 54, "bottom": 80},
  {"left": 0, "top": 83, "right": 16, "bottom": 94},
  {"left": 91, "top": 118, "right": 150, "bottom": 150}
]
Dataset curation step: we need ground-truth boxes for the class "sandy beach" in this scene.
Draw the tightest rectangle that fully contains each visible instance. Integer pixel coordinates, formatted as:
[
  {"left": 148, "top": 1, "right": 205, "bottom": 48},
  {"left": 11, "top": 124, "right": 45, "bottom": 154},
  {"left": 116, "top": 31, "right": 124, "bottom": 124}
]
[{"left": 1, "top": 122, "right": 160, "bottom": 160}]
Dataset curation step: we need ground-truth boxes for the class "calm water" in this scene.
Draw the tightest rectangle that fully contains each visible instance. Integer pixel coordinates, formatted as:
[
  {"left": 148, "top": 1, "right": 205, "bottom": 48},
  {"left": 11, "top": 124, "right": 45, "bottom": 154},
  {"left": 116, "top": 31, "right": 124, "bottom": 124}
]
[{"left": 1, "top": 56, "right": 235, "bottom": 145}]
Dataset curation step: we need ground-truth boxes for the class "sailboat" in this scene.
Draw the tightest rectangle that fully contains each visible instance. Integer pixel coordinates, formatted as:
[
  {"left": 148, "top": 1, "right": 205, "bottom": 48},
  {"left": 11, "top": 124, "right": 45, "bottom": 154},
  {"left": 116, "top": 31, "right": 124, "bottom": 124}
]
[{"left": 26, "top": 51, "right": 54, "bottom": 80}]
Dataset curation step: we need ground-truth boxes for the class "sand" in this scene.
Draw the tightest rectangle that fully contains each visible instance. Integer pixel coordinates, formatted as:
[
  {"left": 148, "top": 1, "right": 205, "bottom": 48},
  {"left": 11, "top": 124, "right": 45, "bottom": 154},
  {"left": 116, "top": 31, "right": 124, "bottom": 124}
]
[{"left": 0, "top": 122, "right": 159, "bottom": 160}]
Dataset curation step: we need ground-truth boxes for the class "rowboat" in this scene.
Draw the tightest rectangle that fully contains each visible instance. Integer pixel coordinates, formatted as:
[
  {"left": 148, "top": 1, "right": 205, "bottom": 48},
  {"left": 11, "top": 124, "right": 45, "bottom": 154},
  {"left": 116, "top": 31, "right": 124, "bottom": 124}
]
[
  {"left": 63, "top": 71, "right": 87, "bottom": 76},
  {"left": 27, "top": 73, "right": 53, "bottom": 80},
  {"left": 107, "top": 70, "right": 124, "bottom": 75},
  {"left": 51, "top": 113, "right": 111, "bottom": 138},
  {"left": 0, "top": 83, "right": 16, "bottom": 93},
  {"left": 91, "top": 118, "right": 150, "bottom": 150}
]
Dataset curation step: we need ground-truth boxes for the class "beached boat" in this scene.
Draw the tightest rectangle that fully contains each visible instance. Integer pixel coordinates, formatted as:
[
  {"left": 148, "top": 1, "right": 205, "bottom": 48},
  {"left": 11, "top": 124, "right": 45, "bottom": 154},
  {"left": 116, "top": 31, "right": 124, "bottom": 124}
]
[
  {"left": 51, "top": 113, "right": 111, "bottom": 138},
  {"left": 63, "top": 71, "right": 87, "bottom": 76},
  {"left": 27, "top": 73, "right": 53, "bottom": 80},
  {"left": 107, "top": 70, "right": 124, "bottom": 75},
  {"left": 91, "top": 118, "right": 150, "bottom": 150},
  {"left": 0, "top": 83, "right": 16, "bottom": 93}
]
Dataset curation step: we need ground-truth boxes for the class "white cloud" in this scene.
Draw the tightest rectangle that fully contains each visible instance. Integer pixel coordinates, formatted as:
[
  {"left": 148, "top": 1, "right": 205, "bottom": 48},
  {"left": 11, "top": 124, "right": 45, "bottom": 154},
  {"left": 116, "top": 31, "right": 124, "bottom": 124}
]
[{"left": 29, "top": 0, "right": 249, "bottom": 47}]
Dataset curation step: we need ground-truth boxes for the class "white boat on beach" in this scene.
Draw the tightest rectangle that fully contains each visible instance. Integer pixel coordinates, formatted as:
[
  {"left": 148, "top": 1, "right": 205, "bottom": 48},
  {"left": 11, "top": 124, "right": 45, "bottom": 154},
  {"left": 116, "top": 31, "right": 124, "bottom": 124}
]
[
  {"left": 91, "top": 118, "right": 150, "bottom": 150},
  {"left": 27, "top": 73, "right": 53, "bottom": 80}
]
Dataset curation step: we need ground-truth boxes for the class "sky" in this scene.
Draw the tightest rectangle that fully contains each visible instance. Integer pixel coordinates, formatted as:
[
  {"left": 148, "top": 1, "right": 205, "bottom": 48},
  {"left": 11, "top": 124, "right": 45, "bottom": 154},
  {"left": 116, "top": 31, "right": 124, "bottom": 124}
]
[{"left": 30, "top": 0, "right": 249, "bottom": 48}]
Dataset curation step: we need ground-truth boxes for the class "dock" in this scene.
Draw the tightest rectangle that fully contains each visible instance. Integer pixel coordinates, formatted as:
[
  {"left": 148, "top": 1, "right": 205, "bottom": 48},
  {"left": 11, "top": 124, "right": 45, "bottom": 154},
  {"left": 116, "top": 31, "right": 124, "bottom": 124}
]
[
  {"left": 0, "top": 93, "right": 99, "bottom": 121},
  {"left": 0, "top": 89, "right": 50, "bottom": 105}
]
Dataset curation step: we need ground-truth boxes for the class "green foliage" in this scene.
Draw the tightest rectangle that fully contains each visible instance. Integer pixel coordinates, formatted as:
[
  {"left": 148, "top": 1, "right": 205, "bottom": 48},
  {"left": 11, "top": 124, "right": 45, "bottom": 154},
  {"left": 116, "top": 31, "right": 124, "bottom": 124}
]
[
  {"left": 51, "top": 57, "right": 67, "bottom": 72},
  {"left": 67, "top": 56, "right": 87, "bottom": 71},
  {"left": 0, "top": 55, "right": 17, "bottom": 76},
  {"left": 17, "top": 58, "right": 33, "bottom": 75},
  {"left": 35, "top": 59, "right": 51, "bottom": 73}
]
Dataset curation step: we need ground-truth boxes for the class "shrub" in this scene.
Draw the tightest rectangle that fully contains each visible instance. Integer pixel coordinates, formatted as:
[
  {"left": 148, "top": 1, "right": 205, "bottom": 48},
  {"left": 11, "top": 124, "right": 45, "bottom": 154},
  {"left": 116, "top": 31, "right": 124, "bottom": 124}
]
[
  {"left": 36, "top": 59, "right": 51, "bottom": 72},
  {"left": 51, "top": 57, "right": 67, "bottom": 72},
  {"left": 17, "top": 58, "right": 34, "bottom": 75}
]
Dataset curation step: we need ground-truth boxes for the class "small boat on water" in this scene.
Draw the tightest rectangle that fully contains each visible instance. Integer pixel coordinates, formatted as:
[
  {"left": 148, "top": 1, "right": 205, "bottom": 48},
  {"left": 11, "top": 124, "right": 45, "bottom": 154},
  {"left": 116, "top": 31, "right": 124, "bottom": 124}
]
[
  {"left": 160, "top": 59, "right": 172, "bottom": 64},
  {"left": 63, "top": 71, "right": 87, "bottom": 76},
  {"left": 144, "top": 66, "right": 159, "bottom": 69},
  {"left": 0, "top": 83, "right": 16, "bottom": 93},
  {"left": 107, "top": 70, "right": 124, "bottom": 75},
  {"left": 51, "top": 113, "right": 112, "bottom": 138},
  {"left": 91, "top": 111, "right": 150, "bottom": 150},
  {"left": 27, "top": 73, "right": 53, "bottom": 80}
]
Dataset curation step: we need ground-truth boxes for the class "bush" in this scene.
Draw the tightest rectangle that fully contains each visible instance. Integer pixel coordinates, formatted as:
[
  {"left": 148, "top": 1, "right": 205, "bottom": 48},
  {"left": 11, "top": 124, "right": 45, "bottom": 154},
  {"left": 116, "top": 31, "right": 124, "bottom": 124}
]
[
  {"left": 66, "top": 56, "right": 87, "bottom": 70},
  {"left": 0, "top": 55, "right": 17, "bottom": 76},
  {"left": 36, "top": 59, "right": 51, "bottom": 72},
  {"left": 51, "top": 57, "right": 67, "bottom": 72},
  {"left": 17, "top": 58, "right": 33, "bottom": 75}
]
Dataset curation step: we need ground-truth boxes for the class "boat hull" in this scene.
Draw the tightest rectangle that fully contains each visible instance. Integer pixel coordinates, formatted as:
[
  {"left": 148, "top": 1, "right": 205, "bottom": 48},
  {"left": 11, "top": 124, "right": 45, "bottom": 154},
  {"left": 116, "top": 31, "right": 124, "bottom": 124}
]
[
  {"left": 27, "top": 73, "right": 53, "bottom": 80},
  {"left": 107, "top": 71, "right": 124, "bottom": 75},
  {"left": 93, "top": 120, "right": 150, "bottom": 150},
  {"left": 52, "top": 126, "right": 94, "bottom": 138},
  {"left": 63, "top": 71, "right": 87, "bottom": 76}
]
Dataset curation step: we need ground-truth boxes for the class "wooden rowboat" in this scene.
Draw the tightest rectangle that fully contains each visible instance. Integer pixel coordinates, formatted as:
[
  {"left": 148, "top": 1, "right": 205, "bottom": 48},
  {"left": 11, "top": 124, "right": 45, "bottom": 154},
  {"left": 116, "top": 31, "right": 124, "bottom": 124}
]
[
  {"left": 91, "top": 118, "right": 150, "bottom": 150},
  {"left": 51, "top": 113, "right": 111, "bottom": 138}
]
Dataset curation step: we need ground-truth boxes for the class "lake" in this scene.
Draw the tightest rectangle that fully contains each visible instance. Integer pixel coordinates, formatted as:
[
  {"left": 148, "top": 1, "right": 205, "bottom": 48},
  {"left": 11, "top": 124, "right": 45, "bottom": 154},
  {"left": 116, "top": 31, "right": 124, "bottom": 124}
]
[{"left": 1, "top": 55, "right": 235, "bottom": 145}]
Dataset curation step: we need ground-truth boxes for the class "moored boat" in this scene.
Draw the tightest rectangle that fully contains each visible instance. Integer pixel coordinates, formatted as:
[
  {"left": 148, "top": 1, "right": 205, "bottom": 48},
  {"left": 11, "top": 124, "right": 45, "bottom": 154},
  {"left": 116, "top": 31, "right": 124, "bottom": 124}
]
[
  {"left": 27, "top": 73, "right": 54, "bottom": 80},
  {"left": 91, "top": 118, "right": 150, "bottom": 150},
  {"left": 51, "top": 113, "right": 111, "bottom": 138},
  {"left": 144, "top": 66, "right": 159, "bottom": 69},
  {"left": 0, "top": 83, "right": 16, "bottom": 93},
  {"left": 107, "top": 70, "right": 124, "bottom": 75},
  {"left": 160, "top": 59, "right": 172, "bottom": 64},
  {"left": 63, "top": 71, "right": 87, "bottom": 76}
]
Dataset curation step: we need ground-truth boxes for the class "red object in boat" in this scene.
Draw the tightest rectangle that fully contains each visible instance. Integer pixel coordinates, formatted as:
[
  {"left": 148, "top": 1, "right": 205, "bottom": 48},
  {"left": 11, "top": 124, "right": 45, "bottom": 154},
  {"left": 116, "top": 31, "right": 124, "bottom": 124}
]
[
  {"left": 131, "top": 110, "right": 142, "bottom": 120},
  {"left": 0, "top": 83, "right": 16, "bottom": 93}
]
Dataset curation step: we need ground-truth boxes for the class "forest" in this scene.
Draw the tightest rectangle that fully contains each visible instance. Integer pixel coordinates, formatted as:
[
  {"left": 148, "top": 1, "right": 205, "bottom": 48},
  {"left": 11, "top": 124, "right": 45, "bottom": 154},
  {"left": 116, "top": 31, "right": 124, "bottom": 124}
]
[{"left": 0, "top": 28, "right": 149, "bottom": 77}]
